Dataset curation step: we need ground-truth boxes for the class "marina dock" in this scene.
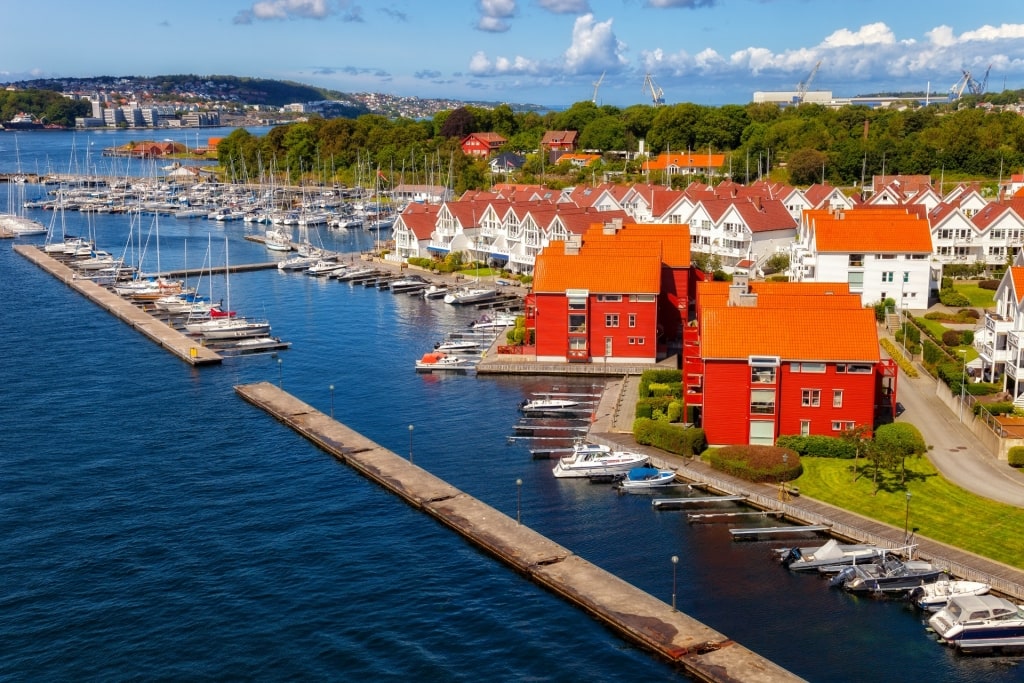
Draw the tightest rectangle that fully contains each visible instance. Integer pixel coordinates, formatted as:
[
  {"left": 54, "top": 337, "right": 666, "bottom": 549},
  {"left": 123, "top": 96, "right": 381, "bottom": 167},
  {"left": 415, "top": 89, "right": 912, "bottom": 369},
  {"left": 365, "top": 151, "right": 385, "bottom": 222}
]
[
  {"left": 235, "top": 381, "right": 805, "bottom": 683},
  {"left": 14, "top": 245, "right": 223, "bottom": 366}
]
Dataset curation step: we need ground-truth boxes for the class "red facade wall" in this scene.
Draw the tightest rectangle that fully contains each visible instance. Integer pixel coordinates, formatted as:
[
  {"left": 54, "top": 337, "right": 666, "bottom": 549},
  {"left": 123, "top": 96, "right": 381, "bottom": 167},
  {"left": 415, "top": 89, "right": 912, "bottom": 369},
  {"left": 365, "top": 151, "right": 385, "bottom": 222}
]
[
  {"left": 702, "top": 359, "right": 879, "bottom": 445},
  {"left": 533, "top": 293, "right": 658, "bottom": 360}
]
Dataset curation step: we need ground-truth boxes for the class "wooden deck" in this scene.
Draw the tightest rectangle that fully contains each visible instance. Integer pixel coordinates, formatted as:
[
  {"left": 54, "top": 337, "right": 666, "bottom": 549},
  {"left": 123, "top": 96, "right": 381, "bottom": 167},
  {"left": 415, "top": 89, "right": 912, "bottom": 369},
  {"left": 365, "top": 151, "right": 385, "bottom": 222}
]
[{"left": 235, "top": 381, "right": 806, "bottom": 682}]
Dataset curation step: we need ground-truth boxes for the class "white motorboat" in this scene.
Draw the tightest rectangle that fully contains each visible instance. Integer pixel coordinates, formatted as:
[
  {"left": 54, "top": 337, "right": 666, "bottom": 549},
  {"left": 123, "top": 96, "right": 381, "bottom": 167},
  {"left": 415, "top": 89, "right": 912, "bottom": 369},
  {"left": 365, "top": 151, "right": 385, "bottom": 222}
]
[
  {"left": 520, "top": 398, "right": 582, "bottom": 414},
  {"left": 471, "top": 312, "right": 517, "bottom": 329},
  {"left": 929, "top": 594, "right": 1024, "bottom": 651},
  {"left": 552, "top": 441, "right": 649, "bottom": 478},
  {"left": 277, "top": 255, "right": 319, "bottom": 271},
  {"left": 911, "top": 579, "right": 991, "bottom": 612},
  {"left": 435, "top": 339, "right": 481, "bottom": 352},
  {"left": 414, "top": 351, "right": 474, "bottom": 372},
  {"left": 830, "top": 554, "right": 947, "bottom": 594},
  {"left": 421, "top": 284, "right": 449, "bottom": 300},
  {"left": 305, "top": 260, "right": 343, "bottom": 276},
  {"left": 618, "top": 467, "right": 677, "bottom": 490},
  {"left": 444, "top": 286, "right": 497, "bottom": 305},
  {"left": 779, "top": 539, "right": 886, "bottom": 572}
]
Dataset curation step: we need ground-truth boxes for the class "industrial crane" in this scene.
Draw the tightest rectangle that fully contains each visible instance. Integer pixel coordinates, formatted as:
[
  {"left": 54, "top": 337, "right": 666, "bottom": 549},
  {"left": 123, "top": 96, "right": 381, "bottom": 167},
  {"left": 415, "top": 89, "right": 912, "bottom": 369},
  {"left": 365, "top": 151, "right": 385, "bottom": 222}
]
[
  {"left": 795, "top": 60, "right": 822, "bottom": 105},
  {"left": 950, "top": 65, "right": 992, "bottom": 100},
  {"left": 642, "top": 73, "right": 665, "bottom": 106},
  {"left": 592, "top": 71, "right": 605, "bottom": 104}
]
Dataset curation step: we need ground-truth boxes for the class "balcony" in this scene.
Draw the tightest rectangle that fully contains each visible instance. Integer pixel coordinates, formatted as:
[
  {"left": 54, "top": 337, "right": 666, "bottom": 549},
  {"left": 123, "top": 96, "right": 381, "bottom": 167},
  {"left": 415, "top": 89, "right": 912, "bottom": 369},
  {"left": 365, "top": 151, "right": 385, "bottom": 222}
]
[{"left": 985, "top": 312, "right": 1014, "bottom": 334}]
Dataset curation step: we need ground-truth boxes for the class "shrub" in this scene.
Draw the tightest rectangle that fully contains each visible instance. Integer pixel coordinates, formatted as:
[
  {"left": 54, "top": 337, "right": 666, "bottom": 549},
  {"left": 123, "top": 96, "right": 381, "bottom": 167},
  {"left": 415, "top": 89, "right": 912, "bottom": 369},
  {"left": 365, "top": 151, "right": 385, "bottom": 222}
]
[
  {"left": 775, "top": 434, "right": 856, "bottom": 458},
  {"left": 942, "top": 330, "right": 963, "bottom": 347},
  {"left": 632, "top": 418, "right": 707, "bottom": 456},
  {"left": 923, "top": 339, "right": 942, "bottom": 365},
  {"left": 706, "top": 445, "right": 800, "bottom": 483},
  {"left": 965, "top": 382, "right": 1001, "bottom": 396},
  {"left": 979, "top": 279, "right": 1000, "bottom": 291},
  {"left": 638, "top": 369, "right": 682, "bottom": 397},
  {"left": 635, "top": 396, "right": 674, "bottom": 419},
  {"left": 874, "top": 422, "right": 927, "bottom": 457},
  {"left": 975, "top": 401, "right": 1016, "bottom": 416},
  {"left": 1008, "top": 446, "right": 1024, "bottom": 467},
  {"left": 880, "top": 338, "right": 918, "bottom": 377},
  {"left": 962, "top": 309, "right": 981, "bottom": 319},
  {"left": 962, "top": 330, "right": 974, "bottom": 346},
  {"left": 939, "top": 290, "right": 972, "bottom": 307},
  {"left": 766, "top": 274, "right": 790, "bottom": 282},
  {"left": 666, "top": 401, "right": 683, "bottom": 423},
  {"left": 941, "top": 275, "right": 953, "bottom": 291}
]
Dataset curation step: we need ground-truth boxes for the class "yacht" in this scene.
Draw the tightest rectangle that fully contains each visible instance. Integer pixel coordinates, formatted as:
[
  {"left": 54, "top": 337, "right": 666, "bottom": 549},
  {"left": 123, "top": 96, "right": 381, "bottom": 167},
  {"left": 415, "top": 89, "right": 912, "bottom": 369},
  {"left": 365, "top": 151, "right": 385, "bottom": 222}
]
[
  {"left": 779, "top": 539, "right": 886, "bottom": 573},
  {"left": 929, "top": 594, "right": 1024, "bottom": 652},
  {"left": 552, "top": 441, "right": 649, "bottom": 479},
  {"left": 830, "top": 554, "right": 946, "bottom": 594}
]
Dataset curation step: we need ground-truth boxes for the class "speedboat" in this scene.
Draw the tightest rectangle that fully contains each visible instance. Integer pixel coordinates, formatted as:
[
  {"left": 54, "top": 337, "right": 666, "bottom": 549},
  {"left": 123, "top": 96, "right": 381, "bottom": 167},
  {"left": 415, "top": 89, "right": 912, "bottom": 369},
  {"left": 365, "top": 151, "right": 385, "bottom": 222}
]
[
  {"left": 520, "top": 398, "right": 582, "bottom": 414},
  {"left": 414, "top": 351, "right": 474, "bottom": 372},
  {"left": 422, "top": 284, "right": 449, "bottom": 299},
  {"left": 305, "top": 260, "right": 343, "bottom": 276},
  {"left": 778, "top": 539, "right": 886, "bottom": 573},
  {"left": 471, "top": 312, "right": 517, "bottom": 329},
  {"left": 444, "top": 286, "right": 497, "bottom": 305},
  {"left": 830, "top": 554, "right": 947, "bottom": 594},
  {"left": 618, "top": 467, "right": 677, "bottom": 490},
  {"left": 435, "top": 339, "right": 481, "bottom": 352},
  {"left": 911, "top": 579, "right": 991, "bottom": 612},
  {"left": 552, "top": 441, "right": 649, "bottom": 478},
  {"left": 277, "top": 255, "right": 318, "bottom": 271},
  {"left": 929, "top": 594, "right": 1024, "bottom": 652}
]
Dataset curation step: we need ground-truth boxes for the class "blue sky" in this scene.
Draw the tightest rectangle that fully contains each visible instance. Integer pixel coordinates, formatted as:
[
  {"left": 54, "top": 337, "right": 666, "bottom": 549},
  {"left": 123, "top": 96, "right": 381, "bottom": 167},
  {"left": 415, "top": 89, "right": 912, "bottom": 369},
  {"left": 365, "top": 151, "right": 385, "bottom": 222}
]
[{"left": 2, "top": 0, "right": 1022, "bottom": 107}]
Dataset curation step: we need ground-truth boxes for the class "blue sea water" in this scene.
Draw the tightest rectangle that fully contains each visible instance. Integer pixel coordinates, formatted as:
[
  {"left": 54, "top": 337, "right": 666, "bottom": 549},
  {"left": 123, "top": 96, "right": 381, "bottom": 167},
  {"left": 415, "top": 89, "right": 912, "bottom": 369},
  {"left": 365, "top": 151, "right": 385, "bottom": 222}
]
[{"left": 2, "top": 131, "right": 1023, "bottom": 681}]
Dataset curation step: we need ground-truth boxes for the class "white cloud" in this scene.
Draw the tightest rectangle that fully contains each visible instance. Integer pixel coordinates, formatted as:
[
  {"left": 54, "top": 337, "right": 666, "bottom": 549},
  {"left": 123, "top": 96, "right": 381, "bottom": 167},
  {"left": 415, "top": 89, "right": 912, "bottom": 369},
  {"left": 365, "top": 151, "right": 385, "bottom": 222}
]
[
  {"left": 820, "top": 22, "right": 896, "bottom": 48},
  {"left": 468, "top": 50, "right": 540, "bottom": 76},
  {"left": 563, "top": 14, "right": 628, "bottom": 73},
  {"left": 958, "top": 23, "right": 1024, "bottom": 42},
  {"left": 234, "top": 0, "right": 334, "bottom": 23},
  {"left": 476, "top": 0, "right": 516, "bottom": 32}
]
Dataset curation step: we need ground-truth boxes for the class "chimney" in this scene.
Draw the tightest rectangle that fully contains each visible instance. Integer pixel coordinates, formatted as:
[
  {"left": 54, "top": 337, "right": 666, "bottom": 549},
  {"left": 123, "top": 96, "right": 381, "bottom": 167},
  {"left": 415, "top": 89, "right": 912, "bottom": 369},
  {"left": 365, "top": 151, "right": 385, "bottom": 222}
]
[
  {"left": 728, "top": 273, "right": 758, "bottom": 307},
  {"left": 565, "top": 234, "right": 582, "bottom": 255}
]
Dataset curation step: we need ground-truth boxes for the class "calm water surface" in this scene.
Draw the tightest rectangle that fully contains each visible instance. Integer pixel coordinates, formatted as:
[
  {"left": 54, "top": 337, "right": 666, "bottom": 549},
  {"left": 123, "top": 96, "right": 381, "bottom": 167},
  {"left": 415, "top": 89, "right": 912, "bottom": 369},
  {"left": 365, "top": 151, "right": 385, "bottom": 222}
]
[{"left": 1, "top": 131, "right": 1021, "bottom": 681}]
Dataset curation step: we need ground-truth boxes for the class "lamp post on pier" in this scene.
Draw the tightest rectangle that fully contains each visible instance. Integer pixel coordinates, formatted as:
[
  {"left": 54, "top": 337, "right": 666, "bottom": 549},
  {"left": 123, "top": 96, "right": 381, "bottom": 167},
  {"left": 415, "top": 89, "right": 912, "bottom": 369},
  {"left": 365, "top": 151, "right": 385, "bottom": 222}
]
[
  {"left": 516, "top": 478, "right": 522, "bottom": 524},
  {"left": 671, "top": 555, "right": 679, "bottom": 611},
  {"left": 408, "top": 424, "right": 414, "bottom": 464},
  {"left": 277, "top": 357, "right": 283, "bottom": 389},
  {"left": 903, "top": 491, "right": 913, "bottom": 544},
  {"left": 329, "top": 384, "right": 334, "bottom": 419}
]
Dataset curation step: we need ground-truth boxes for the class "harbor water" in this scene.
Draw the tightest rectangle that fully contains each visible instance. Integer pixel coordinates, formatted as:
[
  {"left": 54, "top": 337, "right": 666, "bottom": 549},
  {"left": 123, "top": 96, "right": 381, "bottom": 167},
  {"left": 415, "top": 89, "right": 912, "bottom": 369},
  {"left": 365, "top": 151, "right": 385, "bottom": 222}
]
[{"left": 1, "top": 131, "right": 1022, "bottom": 681}]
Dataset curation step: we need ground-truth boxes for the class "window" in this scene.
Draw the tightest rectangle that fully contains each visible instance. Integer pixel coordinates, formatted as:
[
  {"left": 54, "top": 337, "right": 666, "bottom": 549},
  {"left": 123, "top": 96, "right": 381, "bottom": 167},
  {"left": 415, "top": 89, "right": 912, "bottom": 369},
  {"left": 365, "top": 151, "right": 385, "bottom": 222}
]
[
  {"left": 832, "top": 421, "right": 855, "bottom": 431},
  {"left": 881, "top": 271, "right": 894, "bottom": 283},
  {"left": 750, "top": 389, "right": 776, "bottom": 415},
  {"left": 569, "top": 337, "right": 587, "bottom": 350},
  {"left": 802, "top": 389, "right": 821, "bottom": 407},
  {"left": 629, "top": 294, "right": 656, "bottom": 303},
  {"left": 751, "top": 367, "right": 777, "bottom": 384},
  {"left": 849, "top": 254, "right": 864, "bottom": 267},
  {"left": 903, "top": 271, "right": 910, "bottom": 283},
  {"left": 800, "top": 420, "right": 811, "bottom": 436},
  {"left": 597, "top": 294, "right": 622, "bottom": 302},
  {"left": 628, "top": 313, "right": 636, "bottom": 328},
  {"left": 848, "top": 272, "right": 864, "bottom": 290},
  {"left": 568, "top": 314, "right": 586, "bottom": 333},
  {"left": 836, "top": 364, "right": 847, "bottom": 373},
  {"left": 749, "top": 421, "right": 775, "bottom": 446},
  {"left": 847, "top": 363, "right": 872, "bottom": 374},
  {"left": 833, "top": 390, "right": 843, "bottom": 408},
  {"left": 605, "top": 314, "right": 619, "bottom": 328},
  {"left": 796, "top": 362, "right": 826, "bottom": 373}
]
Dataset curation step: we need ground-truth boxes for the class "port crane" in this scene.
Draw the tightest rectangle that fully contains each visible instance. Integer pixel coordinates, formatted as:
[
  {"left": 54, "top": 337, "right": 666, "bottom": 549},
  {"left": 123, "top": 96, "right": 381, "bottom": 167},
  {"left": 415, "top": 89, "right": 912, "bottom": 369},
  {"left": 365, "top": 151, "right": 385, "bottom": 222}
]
[
  {"left": 642, "top": 73, "right": 665, "bottom": 106},
  {"left": 795, "top": 60, "right": 822, "bottom": 104},
  {"left": 592, "top": 71, "right": 605, "bottom": 104},
  {"left": 950, "top": 65, "right": 992, "bottom": 100}
]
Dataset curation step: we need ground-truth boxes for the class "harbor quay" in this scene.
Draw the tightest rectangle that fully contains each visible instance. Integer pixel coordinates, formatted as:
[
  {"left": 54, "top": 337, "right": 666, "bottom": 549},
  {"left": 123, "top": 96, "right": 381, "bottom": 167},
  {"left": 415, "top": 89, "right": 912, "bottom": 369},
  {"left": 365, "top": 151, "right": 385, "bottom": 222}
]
[
  {"left": 13, "top": 244, "right": 222, "bottom": 366},
  {"left": 235, "top": 380, "right": 806, "bottom": 683}
]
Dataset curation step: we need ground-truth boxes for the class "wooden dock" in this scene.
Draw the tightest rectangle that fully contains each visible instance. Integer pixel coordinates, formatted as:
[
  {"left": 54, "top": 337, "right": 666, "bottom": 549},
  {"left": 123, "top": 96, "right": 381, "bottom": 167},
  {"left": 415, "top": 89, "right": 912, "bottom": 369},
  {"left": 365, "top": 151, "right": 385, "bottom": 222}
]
[
  {"left": 235, "top": 381, "right": 805, "bottom": 683},
  {"left": 652, "top": 495, "right": 746, "bottom": 509},
  {"left": 14, "top": 245, "right": 222, "bottom": 366},
  {"left": 730, "top": 525, "right": 832, "bottom": 539}
]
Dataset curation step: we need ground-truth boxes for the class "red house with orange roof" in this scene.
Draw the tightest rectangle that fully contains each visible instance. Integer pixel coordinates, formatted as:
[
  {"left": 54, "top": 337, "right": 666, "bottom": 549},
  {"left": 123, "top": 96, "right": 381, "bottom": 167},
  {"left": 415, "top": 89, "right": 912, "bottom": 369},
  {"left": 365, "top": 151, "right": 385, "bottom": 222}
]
[
  {"left": 527, "top": 219, "right": 696, "bottom": 363},
  {"left": 642, "top": 151, "right": 727, "bottom": 178},
  {"left": 691, "top": 275, "right": 895, "bottom": 445}
]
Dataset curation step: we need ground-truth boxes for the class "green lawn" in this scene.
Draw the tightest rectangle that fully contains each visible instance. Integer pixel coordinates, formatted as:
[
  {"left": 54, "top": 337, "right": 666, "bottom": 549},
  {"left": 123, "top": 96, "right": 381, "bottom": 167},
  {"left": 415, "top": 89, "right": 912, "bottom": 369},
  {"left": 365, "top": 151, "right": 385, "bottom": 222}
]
[
  {"left": 952, "top": 282, "right": 996, "bottom": 308},
  {"left": 793, "top": 456, "right": 1024, "bottom": 569},
  {"left": 915, "top": 316, "right": 948, "bottom": 339}
]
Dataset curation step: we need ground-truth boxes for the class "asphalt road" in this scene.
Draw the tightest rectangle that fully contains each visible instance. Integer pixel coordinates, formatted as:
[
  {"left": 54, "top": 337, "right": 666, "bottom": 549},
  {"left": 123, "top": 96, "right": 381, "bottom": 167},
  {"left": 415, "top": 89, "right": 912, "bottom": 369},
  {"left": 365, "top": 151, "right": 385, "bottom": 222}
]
[{"left": 894, "top": 365, "right": 1024, "bottom": 506}]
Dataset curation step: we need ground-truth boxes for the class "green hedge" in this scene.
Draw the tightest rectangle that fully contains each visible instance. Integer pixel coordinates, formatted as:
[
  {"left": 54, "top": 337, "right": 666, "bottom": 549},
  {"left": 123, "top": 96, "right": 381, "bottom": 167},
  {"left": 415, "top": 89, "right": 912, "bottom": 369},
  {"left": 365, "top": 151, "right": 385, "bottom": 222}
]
[
  {"left": 638, "top": 369, "right": 683, "bottom": 397},
  {"left": 923, "top": 339, "right": 942, "bottom": 364},
  {"left": 635, "top": 396, "right": 674, "bottom": 419},
  {"left": 1008, "top": 446, "right": 1024, "bottom": 467},
  {"left": 775, "top": 434, "right": 856, "bottom": 459},
  {"left": 705, "top": 445, "right": 801, "bottom": 483},
  {"left": 974, "top": 401, "right": 1016, "bottom": 416},
  {"left": 966, "top": 382, "right": 1001, "bottom": 396},
  {"left": 632, "top": 418, "right": 707, "bottom": 456},
  {"left": 939, "top": 289, "right": 972, "bottom": 307}
]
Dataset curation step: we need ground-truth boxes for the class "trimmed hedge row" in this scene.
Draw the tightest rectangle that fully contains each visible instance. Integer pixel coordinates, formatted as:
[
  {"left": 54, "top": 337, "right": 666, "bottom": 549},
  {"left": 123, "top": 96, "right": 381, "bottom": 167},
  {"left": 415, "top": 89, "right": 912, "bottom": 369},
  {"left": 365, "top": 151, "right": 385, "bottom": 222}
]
[
  {"left": 632, "top": 418, "right": 707, "bottom": 456},
  {"left": 638, "top": 369, "right": 683, "bottom": 397},
  {"left": 1009, "top": 446, "right": 1024, "bottom": 467},
  {"left": 774, "top": 434, "right": 856, "bottom": 459},
  {"left": 705, "top": 445, "right": 801, "bottom": 483},
  {"left": 880, "top": 338, "right": 918, "bottom": 378}
]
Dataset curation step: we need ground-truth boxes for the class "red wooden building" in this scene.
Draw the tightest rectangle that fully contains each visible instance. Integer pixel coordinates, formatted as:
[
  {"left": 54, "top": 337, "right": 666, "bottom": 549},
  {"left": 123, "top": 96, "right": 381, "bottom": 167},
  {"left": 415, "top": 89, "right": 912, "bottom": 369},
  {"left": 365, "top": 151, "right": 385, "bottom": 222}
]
[
  {"left": 460, "top": 132, "right": 507, "bottom": 158},
  {"left": 527, "top": 220, "right": 696, "bottom": 363},
  {"left": 689, "top": 276, "right": 896, "bottom": 446}
]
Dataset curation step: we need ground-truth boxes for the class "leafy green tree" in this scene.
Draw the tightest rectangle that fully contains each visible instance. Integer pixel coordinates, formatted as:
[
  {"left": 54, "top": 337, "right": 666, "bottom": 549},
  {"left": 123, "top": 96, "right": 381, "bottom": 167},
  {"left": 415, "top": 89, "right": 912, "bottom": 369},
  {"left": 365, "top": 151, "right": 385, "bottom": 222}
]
[
  {"left": 873, "top": 422, "right": 927, "bottom": 484},
  {"left": 579, "top": 115, "right": 626, "bottom": 152},
  {"left": 787, "top": 148, "right": 830, "bottom": 185}
]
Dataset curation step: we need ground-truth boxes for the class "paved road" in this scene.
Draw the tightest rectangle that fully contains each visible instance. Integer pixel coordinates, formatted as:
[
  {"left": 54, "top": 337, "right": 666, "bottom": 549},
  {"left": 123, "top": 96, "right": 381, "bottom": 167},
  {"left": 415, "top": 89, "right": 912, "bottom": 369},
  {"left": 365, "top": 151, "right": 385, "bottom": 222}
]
[{"left": 894, "top": 363, "right": 1024, "bottom": 506}]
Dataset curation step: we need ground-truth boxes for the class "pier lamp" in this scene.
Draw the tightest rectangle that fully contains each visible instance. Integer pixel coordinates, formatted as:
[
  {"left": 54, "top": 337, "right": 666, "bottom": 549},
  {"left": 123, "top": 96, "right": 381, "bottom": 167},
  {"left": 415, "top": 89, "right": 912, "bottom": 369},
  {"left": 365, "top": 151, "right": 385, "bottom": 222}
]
[
  {"left": 408, "top": 424, "right": 414, "bottom": 464},
  {"left": 516, "top": 478, "right": 523, "bottom": 524},
  {"left": 957, "top": 349, "right": 967, "bottom": 422},
  {"left": 277, "top": 357, "right": 283, "bottom": 388},
  {"left": 903, "top": 492, "right": 912, "bottom": 545},
  {"left": 329, "top": 384, "right": 335, "bottom": 419},
  {"left": 779, "top": 453, "right": 789, "bottom": 502},
  {"left": 671, "top": 555, "right": 679, "bottom": 611}
]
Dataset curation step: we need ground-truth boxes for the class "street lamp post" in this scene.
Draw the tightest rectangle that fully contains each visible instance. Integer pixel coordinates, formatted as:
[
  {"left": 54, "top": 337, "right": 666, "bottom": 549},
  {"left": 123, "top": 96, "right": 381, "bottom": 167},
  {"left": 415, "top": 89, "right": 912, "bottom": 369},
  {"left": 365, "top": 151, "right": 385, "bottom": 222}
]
[
  {"left": 516, "top": 478, "right": 523, "bottom": 524},
  {"left": 779, "top": 452, "right": 789, "bottom": 502},
  {"left": 671, "top": 555, "right": 679, "bottom": 611},
  {"left": 329, "top": 384, "right": 335, "bottom": 419},
  {"left": 958, "top": 349, "right": 967, "bottom": 422},
  {"left": 277, "top": 357, "right": 283, "bottom": 388},
  {"left": 408, "top": 424, "right": 414, "bottom": 463},
  {"left": 900, "top": 284, "right": 908, "bottom": 360},
  {"left": 903, "top": 491, "right": 912, "bottom": 544}
]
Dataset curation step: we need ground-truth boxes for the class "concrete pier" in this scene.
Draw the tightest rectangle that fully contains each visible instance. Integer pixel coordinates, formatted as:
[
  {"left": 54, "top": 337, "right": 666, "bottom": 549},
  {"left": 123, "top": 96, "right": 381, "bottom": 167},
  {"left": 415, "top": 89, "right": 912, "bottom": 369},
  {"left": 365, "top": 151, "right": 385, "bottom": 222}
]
[
  {"left": 235, "top": 380, "right": 805, "bottom": 682},
  {"left": 15, "top": 245, "right": 222, "bottom": 366}
]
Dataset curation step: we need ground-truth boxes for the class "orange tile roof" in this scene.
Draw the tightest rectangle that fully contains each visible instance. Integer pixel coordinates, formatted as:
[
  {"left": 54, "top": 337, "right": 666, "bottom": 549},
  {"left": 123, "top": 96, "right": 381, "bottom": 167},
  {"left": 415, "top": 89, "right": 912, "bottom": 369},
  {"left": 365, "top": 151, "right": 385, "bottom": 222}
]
[
  {"left": 643, "top": 152, "right": 727, "bottom": 172},
  {"left": 701, "top": 307, "right": 879, "bottom": 361},
  {"left": 698, "top": 292, "right": 863, "bottom": 309},
  {"left": 533, "top": 240, "right": 662, "bottom": 293},
  {"left": 809, "top": 210, "right": 932, "bottom": 253},
  {"left": 697, "top": 281, "right": 851, "bottom": 297},
  {"left": 1011, "top": 267, "right": 1024, "bottom": 304},
  {"left": 582, "top": 222, "right": 692, "bottom": 267}
]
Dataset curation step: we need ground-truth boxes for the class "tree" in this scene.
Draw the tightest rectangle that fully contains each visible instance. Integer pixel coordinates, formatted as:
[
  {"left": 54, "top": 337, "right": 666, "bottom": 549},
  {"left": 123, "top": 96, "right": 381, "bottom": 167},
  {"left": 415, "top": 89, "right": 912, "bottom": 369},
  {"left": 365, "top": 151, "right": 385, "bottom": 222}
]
[
  {"left": 839, "top": 424, "right": 872, "bottom": 482},
  {"left": 763, "top": 252, "right": 790, "bottom": 275},
  {"left": 439, "top": 107, "right": 475, "bottom": 139},
  {"left": 579, "top": 115, "right": 627, "bottom": 152},
  {"left": 787, "top": 148, "right": 830, "bottom": 185},
  {"left": 873, "top": 422, "right": 927, "bottom": 484}
]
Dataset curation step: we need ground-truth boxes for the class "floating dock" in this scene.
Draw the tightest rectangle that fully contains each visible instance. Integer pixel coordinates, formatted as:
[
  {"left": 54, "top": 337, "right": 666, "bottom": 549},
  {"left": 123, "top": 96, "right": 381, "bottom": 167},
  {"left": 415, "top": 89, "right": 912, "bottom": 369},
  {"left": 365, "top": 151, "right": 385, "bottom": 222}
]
[
  {"left": 652, "top": 495, "right": 746, "bottom": 509},
  {"left": 14, "top": 245, "right": 222, "bottom": 366},
  {"left": 730, "top": 525, "right": 832, "bottom": 540},
  {"left": 234, "top": 381, "right": 804, "bottom": 682}
]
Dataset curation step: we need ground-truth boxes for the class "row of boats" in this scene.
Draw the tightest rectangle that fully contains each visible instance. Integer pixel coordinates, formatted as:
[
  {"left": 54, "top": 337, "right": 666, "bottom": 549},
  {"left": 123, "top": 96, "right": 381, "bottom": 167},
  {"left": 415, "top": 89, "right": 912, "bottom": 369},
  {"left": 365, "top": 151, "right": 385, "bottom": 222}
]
[
  {"left": 414, "top": 313, "right": 518, "bottom": 373},
  {"left": 778, "top": 538, "right": 1024, "bottom": 653}
]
